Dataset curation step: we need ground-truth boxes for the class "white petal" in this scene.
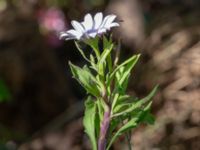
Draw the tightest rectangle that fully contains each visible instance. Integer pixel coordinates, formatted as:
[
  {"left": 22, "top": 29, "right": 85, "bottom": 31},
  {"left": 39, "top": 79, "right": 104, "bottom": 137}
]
[
  {"left": 88, "top": 32, "right": 97, "bottom": 38},
  {"left": 71, "top": 20, "right": 85, "bottom": 33},
  {"left": 67, "top": 29, "right": 83, "bottom": 39},
  {"left": 97, "top": 28, "right": 106, "bottom": 34},
  {"left": 104, "top": 15, "right": 117, "bottom": 29},
  {"left": 59, "top": 32, "right": 77, "bottom": 40},
  {"left": 65, "top": 37, "right": 76, "bottom": 40},
  {"left": 94, "top": 12, "right": 103, "bottom": 29},
  {"left": 100, "top": 15, "right": 115, "bottom": 28},
  {"left": 108, "top": 22, "right": 119, "bottom": 28},
  {"left": 59, "top": 32, "right": 69, "bottom": 39},
  {"left": 100, "top": 15, "right": 110, "bottom": 28},
  {"left": 82, "top": 13, "right": 93, "bottom": 31}
]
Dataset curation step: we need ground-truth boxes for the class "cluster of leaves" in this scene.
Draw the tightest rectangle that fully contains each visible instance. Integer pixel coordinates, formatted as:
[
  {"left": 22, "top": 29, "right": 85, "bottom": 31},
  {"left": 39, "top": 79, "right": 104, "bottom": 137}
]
[{"left": 69, "top": 36, "right": 157, "bottom": 150}]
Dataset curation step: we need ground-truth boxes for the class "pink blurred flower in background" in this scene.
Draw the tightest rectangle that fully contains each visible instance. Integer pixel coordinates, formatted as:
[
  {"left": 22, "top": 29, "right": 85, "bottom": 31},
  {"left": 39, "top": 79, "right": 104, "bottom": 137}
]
[{"left": 37, "top": 7, "right": 68, "bottom": 47}]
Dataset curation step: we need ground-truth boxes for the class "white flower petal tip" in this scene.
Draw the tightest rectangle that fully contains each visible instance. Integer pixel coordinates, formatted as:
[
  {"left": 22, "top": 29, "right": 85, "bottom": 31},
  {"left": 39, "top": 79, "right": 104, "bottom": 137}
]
[
  {"left": 60, "top": 12, "right": 119, "bottom": 41},
  {"left": 59, "top": 32, "right": 68, "bottom": 39}
]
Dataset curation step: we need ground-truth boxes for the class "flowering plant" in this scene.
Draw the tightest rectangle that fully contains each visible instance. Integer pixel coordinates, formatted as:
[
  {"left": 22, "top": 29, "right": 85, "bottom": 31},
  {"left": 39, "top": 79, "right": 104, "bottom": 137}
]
[{"left": 60, "top": 12, "right": 157, "bottom": 150}]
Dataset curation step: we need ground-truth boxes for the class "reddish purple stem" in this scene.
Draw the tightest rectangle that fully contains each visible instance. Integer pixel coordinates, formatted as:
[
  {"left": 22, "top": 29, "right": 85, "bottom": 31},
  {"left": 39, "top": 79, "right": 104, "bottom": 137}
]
[{"left": 98, "top": 109, "right": 111, "bottom": 150}]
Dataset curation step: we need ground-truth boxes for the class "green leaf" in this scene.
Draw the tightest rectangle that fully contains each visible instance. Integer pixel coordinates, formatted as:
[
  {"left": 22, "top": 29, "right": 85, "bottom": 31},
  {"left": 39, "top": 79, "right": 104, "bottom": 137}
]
[
  {"left": 112, "top": 94, "right": 131, "bottom": 114},
  {"left": 89, "top": 54, "right": 98, "bottom": 71},
  {"left": 107, "top": 54, "right": 112, "bottom": 73},
  {"left": 107, "top": 99, "right": 155, "bottom": 150},
  {"left": 103, "top": 36, "right": 112, "bottom": 50},
  {"left": 115, "top": 54, "right": 140, "bottom": 93},
  {"left": 136, "top": 101, "right": 154, "bottom": 124},
  {"left": 110, "top": 54, "right": 140, "bottom": 79},
  {"left": 103, "top": 36, "right": 113, "bottom": 72},
  {"left": 107, "top": 117, "right": 120, "bottom": 144},
  {"left": 90, "top": 54, "right": 96, "bottom": 64},
  {"left": 98, "top": 42, "right": 113, "bottom": 76},
  {"left": 111, "top": 93, "right": 120, "bottom": 112},
  {"left": 0, "top": 79, "right": 11, "bottom": 102},
  {"left": 112, "top": 85, "right": 158, "bottom": 118},
  {"left": 69, "top": 62, "right": 100, "bottom": 97},
  {"left": 83, "top": 97, "right": 97, "bottom": 150},
  {"left": 96, "top": 99, "right": 104, "bottom": 123},
  {"left": 85, "top": 37, "right": 100, "bottom": 59},
  {"left": 106, "top": 117, "right": 138, "bottom": 150},
  {"left": 75, "top": 41, "right": 90, "bottom": 62},
  {"left": 113, "top": 103, "right": 131, "bottom": 114},
  {"left": 95, "top": 98, "right": 108, "bottom": 139},
  {"left": 107, "top": 54, "right": 140, "bottom": 89},
  {"left": 112, "top": 95, "right": 137, "bottom": 114},
  {"left": 142, "top": 113, "right": 155, "bottom": 125},
  {"left": 96, "top": 100, "right": 103, "bottom": 138},
  {"left": 115, "top": 70, "right": 130, "bottom": 94}
]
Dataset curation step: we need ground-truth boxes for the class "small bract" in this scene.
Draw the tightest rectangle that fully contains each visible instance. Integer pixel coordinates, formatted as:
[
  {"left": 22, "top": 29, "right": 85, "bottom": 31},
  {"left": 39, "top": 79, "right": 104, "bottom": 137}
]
[{"left": 60, "top": 12, "right": 119, "bottom": 40}]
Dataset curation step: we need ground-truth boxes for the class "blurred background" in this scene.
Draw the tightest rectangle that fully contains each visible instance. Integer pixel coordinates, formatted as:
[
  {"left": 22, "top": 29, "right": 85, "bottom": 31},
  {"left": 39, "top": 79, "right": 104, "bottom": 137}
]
[{"left": 0, "top": 0, "right": 199, "bottom": 149}]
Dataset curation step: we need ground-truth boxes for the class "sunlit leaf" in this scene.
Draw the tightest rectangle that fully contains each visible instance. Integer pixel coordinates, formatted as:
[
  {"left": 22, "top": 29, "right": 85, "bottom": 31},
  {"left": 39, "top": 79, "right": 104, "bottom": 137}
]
[
  {"left": 98, "top": 40, "right": 113, "bottom": 76},
  {"left": 83, "top": 97, "right": 97, "bottom": 150},
  {"left": 106, "top": 117, "right": 137, "bottom": 150},
  {"left": 69, "top": 62, "right": 100, "bottom": 97},
  {"left": 115, "top": 54, "right": 140, "bottom": 93},
  {"left": 102, "top": 36, "right": 113, "bottom": 73},
  {"left": 107, "top": 100, "right": 154, "bottom": 150},
  {"left": 112, "top": 85, "right": 158, "bottom": 118},
  {"left": 107, "top": 54, "right": 140, "bottom": 89}
]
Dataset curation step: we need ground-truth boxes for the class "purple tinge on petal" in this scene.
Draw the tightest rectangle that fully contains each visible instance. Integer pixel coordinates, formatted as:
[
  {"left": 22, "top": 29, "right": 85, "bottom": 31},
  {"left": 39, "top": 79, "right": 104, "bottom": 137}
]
[{"left": 85, "top": 29, "right": 98, "bottom": 38}]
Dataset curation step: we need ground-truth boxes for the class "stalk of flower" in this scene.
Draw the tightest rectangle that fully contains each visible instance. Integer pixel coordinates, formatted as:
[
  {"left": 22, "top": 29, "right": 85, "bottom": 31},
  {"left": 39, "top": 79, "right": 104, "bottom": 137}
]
[{"left": 60, "top": 12, "right": 157, "bottom": 150}]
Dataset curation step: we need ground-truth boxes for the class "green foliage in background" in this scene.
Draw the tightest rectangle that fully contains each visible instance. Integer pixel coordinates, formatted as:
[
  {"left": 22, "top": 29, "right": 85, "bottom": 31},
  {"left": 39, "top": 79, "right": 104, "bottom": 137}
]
[{"left": 0, "top": 79, "right": 11, "bottom": 102}]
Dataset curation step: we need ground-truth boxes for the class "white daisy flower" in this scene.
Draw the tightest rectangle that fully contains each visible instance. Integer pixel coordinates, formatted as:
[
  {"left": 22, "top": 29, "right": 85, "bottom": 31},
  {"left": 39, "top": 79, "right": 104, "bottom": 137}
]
[{"left": 60, "top": 12, "right": 119, "bottom": 41}]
